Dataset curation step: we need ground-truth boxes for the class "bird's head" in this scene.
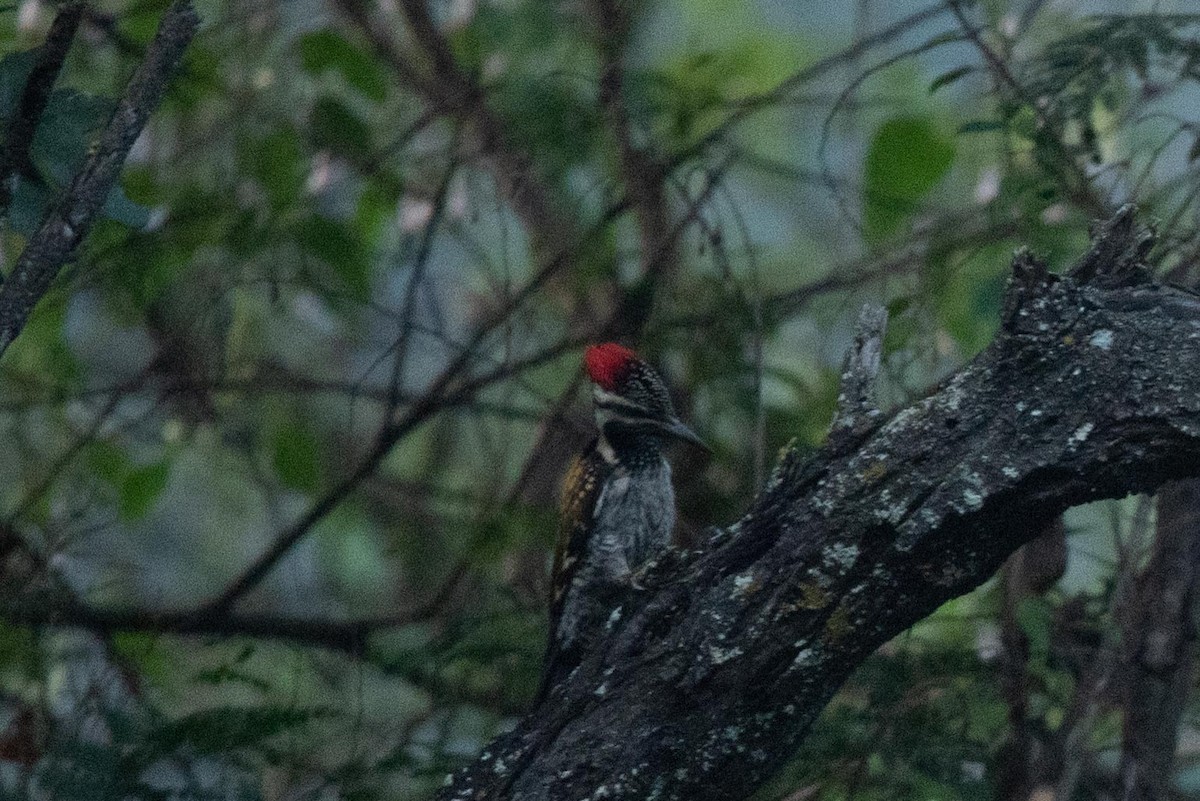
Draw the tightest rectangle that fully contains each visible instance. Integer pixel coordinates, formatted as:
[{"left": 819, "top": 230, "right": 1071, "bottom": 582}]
[{"left": 583, "top": 343, "right": 706, "bottom": 450}]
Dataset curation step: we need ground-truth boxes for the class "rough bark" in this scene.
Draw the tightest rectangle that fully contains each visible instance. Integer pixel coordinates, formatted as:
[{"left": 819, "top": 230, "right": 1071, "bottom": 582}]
[{"left": 440, "top": 206, "right": 1200, "bottom": 801}]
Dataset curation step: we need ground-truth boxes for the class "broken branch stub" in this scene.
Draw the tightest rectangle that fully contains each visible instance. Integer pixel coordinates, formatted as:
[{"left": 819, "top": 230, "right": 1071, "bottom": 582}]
[
  {"left": 831, "top": 303, "right": 888, "bottom": 439},
  {"left": 442, "top": 207, "right": 1200, "bottom": 801}
]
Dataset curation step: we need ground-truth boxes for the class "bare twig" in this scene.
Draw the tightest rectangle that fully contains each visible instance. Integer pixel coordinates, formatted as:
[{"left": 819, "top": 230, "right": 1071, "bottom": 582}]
[
  {"left": 0, "top": 0, "right": 199, "bottom": 358},
  {"left": 4, "top": 594, "right": 426, "bottom": 654},
  {"left": 385, "top": 157, "right": 460, "bottom": 424}
]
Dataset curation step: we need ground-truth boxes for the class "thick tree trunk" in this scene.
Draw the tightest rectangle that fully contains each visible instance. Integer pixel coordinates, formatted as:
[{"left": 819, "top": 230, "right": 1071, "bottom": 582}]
[{"left": 442, "top": 207, "right": 1200, "bottom": 801}]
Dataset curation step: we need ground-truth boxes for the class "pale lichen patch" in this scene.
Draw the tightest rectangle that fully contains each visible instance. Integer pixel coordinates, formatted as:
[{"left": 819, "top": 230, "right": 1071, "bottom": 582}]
[
  {"left": 1067, "top": 422, "right": 1094, "bottom": 449},
  {"left": 1089, "top": 329, "right": 1114, "bottom": 349},
  {"left": 792, "top": 646, "right": 821, "bottom": 667},
  {"left": 822, "top": 542, "right": 860, "bottom": 570},
  {"left": 708, "top": 645, "right": 744, "bottom": 664},
  {"left": 607, "top": 606, "right": 623, "bottom": 629},
  {"left": 962, "top": 488, "right": 984, "bottom": 511},
  {"left": 730, "top": 571, "right": 761, "bottom": 599}
]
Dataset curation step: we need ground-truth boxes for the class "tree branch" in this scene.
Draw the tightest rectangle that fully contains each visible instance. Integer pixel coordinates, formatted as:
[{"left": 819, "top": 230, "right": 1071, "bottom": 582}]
[
  {"left": 1118, "top": 480, "right": 1200, "bottom": 800},
  {"left": 440, "top": 206, "right": 1200, "bottom": 800},
  {"left": 0, "top": 1, "right": 84, "bottom": 221},
  {"left": 0, "top": 0, "right": 199, "bottom": 358},
  {"left": 3, "top": 594, "right": 401, "bottom": 654}
]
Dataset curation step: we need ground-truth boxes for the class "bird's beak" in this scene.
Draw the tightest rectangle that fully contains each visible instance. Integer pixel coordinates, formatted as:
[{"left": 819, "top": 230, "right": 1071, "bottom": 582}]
[{"left": 663, "top": 417, "right": 709, "bottom": 451}]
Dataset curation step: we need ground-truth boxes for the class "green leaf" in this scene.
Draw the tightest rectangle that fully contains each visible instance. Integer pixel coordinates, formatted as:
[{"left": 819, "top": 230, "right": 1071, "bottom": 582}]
[
  {"left": 494, "top": 81, "right": 597, "bottom": 174},
  {"left": 119, "top": 461, "right": 171, "bottom": 521},
  {"left": 87, "top": 440, "right": 131, "bottom": 484},
  {"left": 101, "top": 182, "right": 152, "bottom": 229},
  {"left": 1016, "top": 597, "right": 1053, "bottom": 661},
  {"left": 3, "top": 297, "right": 77, "bottom": 382},
  {"left": 110, "top": 632, "right": 171, "bottom": 683},
  {"left": 143, "top": 706, "right": 325, "bottom": 758},
  {"left": 300, "top": 215, "right": 371, "bottom": 299},
  {"left": 929, "top": 66, "right": 973, "bottom": 94},
  {"left": 309, "top": 96, "right": 372, "bottom": 162},
  {"left": 298, "top": 30, "right": 388, "bottom": 102},
  {"left": 272, "top": 419, "right": 321, "bottom": 493},
  {"left": 245, "top": 128, "right": 304, "bottom": 211},
  {"left": 355, "top": 181, "right": 401, "bottom": 244},
  {"left": 862, "top": 115, "right": 955, "bottom": 245}
]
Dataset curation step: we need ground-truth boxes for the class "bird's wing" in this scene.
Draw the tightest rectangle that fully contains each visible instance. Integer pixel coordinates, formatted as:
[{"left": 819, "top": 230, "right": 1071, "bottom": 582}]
[
  {"left": 549, "top": 438, "right": 609, "bottom": 635},
  {"left": 538, "top": 438, "right": 610, "bottom": 699}
]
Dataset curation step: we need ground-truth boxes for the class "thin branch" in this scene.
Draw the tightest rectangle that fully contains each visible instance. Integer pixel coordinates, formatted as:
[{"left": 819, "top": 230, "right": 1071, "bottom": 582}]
[
  {"left": 3, "top": 363, "right": 155, "bottom": 525},
  {"left": 0, "top": 1, "right": 84, "bottom": 221},
  {"left": 385, "top": 157, "right": 459, "bottom": 424},
  {"left": 0, "top": 0, "right": 199, "bottom": 358},
  {"left": 0, "top": 526, "right": 471, "bottom": 658},
  {"left": 1054, "top": 495, "right": 1152, "bottom": 801},
  {"left": 4, "top": 596, "right": 410, "bottom": 654}
]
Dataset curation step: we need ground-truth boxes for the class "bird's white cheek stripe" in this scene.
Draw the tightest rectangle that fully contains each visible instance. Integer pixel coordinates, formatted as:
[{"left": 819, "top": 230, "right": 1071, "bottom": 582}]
[
  {"left": 596, "top": 436, "right": 618, "bottom": 465},
  {"left": 593, "top": 387, "right": 646, "bottom": 411}
]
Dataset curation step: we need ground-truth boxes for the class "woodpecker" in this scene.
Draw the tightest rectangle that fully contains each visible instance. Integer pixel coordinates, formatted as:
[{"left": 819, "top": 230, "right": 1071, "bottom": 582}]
[{"left": 537, "top": 343, "right": 705, "bottom": 699}]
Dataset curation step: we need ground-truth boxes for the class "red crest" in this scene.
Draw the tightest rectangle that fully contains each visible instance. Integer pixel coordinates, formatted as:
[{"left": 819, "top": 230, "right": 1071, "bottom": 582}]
[{"left": 584, "top": 343, "right": 638, "bottom": 391}]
